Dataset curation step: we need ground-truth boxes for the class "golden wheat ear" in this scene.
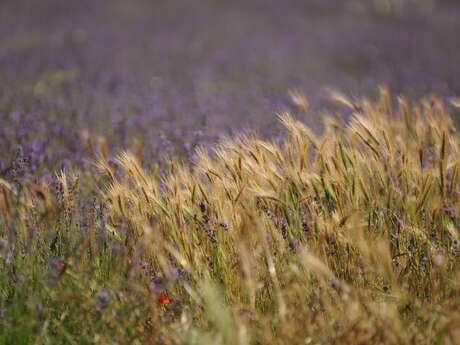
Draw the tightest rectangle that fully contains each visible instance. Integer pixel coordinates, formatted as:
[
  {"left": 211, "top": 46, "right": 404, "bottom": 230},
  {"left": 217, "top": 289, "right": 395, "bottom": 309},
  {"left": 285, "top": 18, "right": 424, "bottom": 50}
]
[
  {"left": 288, "top": 89, "right": 309, "bottom": 112},
  {"left": 450, "top": 97, "right": 460, "bottom": 109}
]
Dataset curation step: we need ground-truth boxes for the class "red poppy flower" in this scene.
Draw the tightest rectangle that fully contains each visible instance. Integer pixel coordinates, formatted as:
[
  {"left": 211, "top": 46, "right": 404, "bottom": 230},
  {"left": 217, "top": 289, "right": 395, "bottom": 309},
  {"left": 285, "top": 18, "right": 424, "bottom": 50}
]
[{"left": 158, "top": 293, "right": 170, "bottom": 305}]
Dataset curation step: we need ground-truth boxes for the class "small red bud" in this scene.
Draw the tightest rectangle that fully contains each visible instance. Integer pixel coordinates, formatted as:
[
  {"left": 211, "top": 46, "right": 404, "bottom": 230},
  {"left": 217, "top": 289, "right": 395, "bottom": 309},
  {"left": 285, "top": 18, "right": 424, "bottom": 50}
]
[{"left": 158, "top": 293, "right": 170, "bottom": 305}]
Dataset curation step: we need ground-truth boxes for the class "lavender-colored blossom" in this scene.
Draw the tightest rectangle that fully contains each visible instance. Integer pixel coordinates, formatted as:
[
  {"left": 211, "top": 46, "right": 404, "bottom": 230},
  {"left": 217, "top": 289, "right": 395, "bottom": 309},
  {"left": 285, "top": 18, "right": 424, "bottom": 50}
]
[{"left": 150, "top": 276, "right": 168, "bottom": 293}]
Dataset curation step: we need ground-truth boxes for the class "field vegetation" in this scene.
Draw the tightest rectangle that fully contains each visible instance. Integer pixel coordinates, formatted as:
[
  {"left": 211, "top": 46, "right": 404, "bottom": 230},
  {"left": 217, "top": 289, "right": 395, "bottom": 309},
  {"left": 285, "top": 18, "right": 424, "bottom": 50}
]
[{"left": 2, "top": 89, "right": 460, "bottom": 344}]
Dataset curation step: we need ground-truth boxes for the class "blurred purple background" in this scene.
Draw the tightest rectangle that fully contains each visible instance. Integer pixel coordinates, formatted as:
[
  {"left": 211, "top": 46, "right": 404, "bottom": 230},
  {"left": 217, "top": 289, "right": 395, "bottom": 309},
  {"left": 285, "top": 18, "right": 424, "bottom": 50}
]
[{"left": 1, "top": 0, "right": 459, "bottom": 176}]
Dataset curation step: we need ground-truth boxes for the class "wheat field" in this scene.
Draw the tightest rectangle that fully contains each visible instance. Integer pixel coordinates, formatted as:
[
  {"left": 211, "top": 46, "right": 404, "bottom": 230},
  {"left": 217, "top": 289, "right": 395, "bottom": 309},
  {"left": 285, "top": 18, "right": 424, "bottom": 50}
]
[{"left": 2, "top": 89, "right": 460, "bottom": 344}]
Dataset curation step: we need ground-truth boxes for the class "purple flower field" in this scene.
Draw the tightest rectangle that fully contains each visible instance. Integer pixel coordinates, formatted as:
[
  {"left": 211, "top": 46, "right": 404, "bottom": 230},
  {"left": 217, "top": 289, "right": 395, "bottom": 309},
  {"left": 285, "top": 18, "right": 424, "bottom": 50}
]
[
  {"left": 1, "top": 0, "right": 459, "bottom": 175},
  {"left": 2, "top": 1, "right": 460, "bottom": 344}
]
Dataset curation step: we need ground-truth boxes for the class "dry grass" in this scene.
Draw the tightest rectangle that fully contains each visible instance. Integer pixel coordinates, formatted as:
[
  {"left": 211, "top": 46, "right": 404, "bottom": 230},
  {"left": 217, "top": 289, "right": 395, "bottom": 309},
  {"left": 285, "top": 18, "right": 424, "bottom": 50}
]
[{"left": 2, "top": 89, "right": 460, "bottom": 344}]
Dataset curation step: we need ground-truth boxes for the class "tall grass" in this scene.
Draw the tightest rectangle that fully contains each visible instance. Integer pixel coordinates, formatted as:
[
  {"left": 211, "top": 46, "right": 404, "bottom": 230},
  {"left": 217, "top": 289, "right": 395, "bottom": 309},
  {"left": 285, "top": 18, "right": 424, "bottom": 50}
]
[{"left": 1, "top": 89, "right": 460, "bottom": 344}]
